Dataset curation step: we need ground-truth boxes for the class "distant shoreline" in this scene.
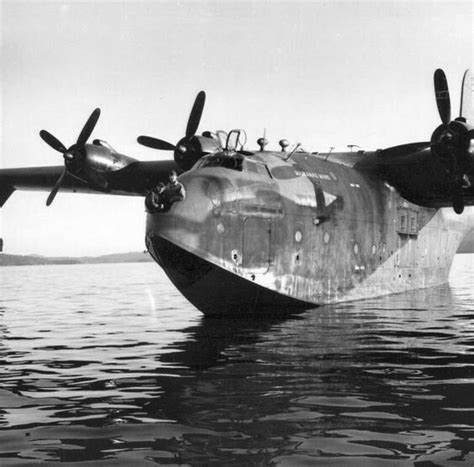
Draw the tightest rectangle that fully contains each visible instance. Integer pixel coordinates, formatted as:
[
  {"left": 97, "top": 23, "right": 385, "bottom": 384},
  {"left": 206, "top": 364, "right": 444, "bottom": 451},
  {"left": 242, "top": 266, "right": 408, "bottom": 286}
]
[
  {"left": 0, "top": 252, "right": 153, "bottom": 267},
  {"left": 1, "top": 248, "right": 472, "bottom": 267}
]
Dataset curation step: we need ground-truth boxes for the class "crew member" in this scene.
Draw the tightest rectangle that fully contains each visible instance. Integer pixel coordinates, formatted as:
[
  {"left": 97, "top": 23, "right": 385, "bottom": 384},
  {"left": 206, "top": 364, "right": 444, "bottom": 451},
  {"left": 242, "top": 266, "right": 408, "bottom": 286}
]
[
  {"left": 167, "top": 170, "right": 186, "bottom": 203},
  {"left": 145, "top": 182, "right": 166, "bottom": 212}
]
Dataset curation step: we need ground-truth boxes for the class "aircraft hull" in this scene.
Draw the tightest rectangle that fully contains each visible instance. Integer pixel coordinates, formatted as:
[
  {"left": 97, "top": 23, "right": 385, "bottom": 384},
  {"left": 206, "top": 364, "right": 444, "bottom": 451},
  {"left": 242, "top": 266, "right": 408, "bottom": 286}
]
[
  {"left": 144, "top": 159, "right": 474, "bottom": 316},
  {"left": 147, "top": 235, "right": 310, "bottom": 316},
  {"left": 146, "top": 206, "right": 473, "bottom": 317}
]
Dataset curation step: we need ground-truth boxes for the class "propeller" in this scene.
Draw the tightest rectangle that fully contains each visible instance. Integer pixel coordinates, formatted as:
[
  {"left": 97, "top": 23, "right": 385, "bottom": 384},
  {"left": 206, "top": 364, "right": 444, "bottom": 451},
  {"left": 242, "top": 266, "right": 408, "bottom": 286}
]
[
  {"left": 40, "top": 108, "right": 101, "bottom": 206},
  {"left": 136, "top": 136, "right": 175, "bottom": 151},
  {"left": 46, "top": 168, "right": 67, "bottom": 207},
  {"left": 137, "top": 91, "right": 206, "bottom": 171},
  {"left": 434, "top": 69, "right": 451, "bottom": 125},
  {"left": 185, "top": 90, "right": 206, "bottom": 139},
  {"left": 431, "top": 69, "right": 474, "bottom": 214}
]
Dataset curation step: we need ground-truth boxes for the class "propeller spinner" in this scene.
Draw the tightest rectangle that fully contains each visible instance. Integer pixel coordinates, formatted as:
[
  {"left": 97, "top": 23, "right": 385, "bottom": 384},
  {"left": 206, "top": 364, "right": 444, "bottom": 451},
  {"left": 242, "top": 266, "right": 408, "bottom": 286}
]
[
  {"left": 431, "top": 69, "right": 474, "bottom": 214},
  {"left": 137, "top": 91, "right": 206, "bottom": 172},
  {"left": 40, "top": 108, "right": 101, "bottom": 206}
]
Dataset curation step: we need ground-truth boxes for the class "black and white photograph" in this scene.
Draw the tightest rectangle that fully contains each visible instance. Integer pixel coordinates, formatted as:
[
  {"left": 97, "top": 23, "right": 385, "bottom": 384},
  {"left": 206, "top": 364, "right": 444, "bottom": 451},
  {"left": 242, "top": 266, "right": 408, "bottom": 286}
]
[{"left": 1, "top": 0, "right": 473, "bottom": 464}]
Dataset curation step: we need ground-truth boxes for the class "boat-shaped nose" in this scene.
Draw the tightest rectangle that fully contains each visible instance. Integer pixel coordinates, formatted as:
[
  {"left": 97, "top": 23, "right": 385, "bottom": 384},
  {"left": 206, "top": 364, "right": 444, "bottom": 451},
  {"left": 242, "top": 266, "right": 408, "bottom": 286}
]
[{"left": 146, "top": 171, "right": 234, "bottom": 256}]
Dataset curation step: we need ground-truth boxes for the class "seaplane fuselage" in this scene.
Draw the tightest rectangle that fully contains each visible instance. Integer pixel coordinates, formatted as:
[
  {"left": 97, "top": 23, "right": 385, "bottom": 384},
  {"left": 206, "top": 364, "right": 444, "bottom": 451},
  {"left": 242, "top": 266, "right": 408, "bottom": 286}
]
[{"left": 145, "top": 149, "right": 473, "bottom": 315}]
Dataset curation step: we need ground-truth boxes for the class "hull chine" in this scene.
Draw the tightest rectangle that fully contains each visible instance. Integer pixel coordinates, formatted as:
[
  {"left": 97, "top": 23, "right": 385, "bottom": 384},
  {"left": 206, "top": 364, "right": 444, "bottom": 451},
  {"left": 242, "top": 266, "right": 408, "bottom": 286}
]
[{"left": 147, "top": 235, "right": 312, "bottom": 317}]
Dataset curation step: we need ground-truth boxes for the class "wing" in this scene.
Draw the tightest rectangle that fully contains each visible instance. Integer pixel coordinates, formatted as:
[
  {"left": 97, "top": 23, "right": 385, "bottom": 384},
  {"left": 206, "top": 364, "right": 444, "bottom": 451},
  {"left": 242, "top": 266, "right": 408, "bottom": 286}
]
[
  {"left": 355, "top": 68, "right": 474, "bottom": 213},
  {"left": 356, "top": 144, "right": 474, "bottom": 210},
  {"left": 0, "top": 160, "right": 177, "bottom": 207}
]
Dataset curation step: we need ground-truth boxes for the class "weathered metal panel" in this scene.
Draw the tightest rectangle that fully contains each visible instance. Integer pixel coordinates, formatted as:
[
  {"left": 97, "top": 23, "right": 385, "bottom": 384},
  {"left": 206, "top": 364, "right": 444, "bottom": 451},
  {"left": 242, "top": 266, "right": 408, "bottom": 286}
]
[
  {"left": 242, "top": 217, "right": 271, "bottom": 272},
  {"left": 145, "top": 151, "right": 474, "bottom": 315}
]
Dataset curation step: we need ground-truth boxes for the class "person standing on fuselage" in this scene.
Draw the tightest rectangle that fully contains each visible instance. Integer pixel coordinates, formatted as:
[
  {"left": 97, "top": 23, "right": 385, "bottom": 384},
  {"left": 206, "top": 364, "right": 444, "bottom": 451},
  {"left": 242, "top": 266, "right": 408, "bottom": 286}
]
[{"left": 167, "top": 170, "right": 186, "bottom": 203}]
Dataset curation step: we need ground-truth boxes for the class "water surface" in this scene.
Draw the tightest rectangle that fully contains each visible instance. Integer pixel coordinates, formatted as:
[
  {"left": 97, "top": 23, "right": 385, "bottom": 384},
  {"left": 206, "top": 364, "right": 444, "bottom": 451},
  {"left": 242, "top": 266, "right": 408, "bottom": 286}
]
[{"left": 0, "top": 255, "right": 473, "bottom": 465}]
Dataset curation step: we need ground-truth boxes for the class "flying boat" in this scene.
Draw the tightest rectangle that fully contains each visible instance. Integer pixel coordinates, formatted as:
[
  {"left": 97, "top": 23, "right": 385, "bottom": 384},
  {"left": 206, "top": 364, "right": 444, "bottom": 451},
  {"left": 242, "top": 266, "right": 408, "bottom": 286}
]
[{"left": 1, "top": 69, "right": 473, "bottom": 315}]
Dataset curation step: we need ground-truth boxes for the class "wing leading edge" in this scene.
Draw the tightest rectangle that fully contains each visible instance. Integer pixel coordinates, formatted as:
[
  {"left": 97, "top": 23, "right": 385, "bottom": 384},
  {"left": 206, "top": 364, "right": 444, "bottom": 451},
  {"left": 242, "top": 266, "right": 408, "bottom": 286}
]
[
  {"left": 0, "top": 159, "right": 178, "bottom": 207},
  {"left": 357, "top": 69, "right": 474, "bottom": 213}
]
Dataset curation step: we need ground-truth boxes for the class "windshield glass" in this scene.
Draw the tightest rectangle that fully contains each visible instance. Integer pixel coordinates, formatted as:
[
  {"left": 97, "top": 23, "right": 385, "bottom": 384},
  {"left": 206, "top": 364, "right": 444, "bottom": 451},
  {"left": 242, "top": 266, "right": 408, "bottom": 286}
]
[{"left": 195, "top": 154, "right": 244, "bottom": 171}]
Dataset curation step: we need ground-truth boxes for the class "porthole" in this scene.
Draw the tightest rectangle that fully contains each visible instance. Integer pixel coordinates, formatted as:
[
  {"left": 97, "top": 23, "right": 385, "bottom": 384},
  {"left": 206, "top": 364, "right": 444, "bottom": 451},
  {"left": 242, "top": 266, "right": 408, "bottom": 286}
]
[
  {"left": 353, "top": 243, "right": 359, "bottom": 255},
  {"left": 295, "top": 230, "right": 302, "bottom": 243},
  {"left": 372, "top": 244, "right": 376, "bottom": 255},
  {"left": 324, "top": 232, "right": 330, "bottom": 244},
  {"left": 217, "top": 222, "right": 225, "bottom": 234},
  {"left": 231, "top": 249, "right": 241, "bottom": 265}
]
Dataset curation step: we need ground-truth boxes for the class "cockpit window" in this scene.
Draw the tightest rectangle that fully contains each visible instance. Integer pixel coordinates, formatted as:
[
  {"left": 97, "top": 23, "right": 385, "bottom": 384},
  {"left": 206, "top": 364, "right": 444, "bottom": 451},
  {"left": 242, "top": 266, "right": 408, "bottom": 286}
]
[
  {"left": 195, "top": 153, "right": 272, "bottom": 178},
  {"left": 195, "top": 154, "right": 244, "bottom": 171}
]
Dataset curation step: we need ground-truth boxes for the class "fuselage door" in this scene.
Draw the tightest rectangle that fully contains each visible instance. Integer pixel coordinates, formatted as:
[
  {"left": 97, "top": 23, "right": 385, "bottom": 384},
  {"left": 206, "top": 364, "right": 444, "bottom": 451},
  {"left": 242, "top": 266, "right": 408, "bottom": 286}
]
[{"left": 242, "top": 217, "right": 272, "bottom": 273}]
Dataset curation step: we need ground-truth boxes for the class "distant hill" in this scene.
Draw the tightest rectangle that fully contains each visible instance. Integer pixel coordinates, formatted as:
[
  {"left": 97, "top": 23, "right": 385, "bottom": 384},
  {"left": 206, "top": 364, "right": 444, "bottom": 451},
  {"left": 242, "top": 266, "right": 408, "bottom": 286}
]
[
  {"left": 80, "top": 252, "right": 153, "bottom": 264},
  {"left": 0, "top": 251, "right": 153, "bottom": 267},
  {"left": 1, "top": 230, "right": 473, "bottom": 267}
]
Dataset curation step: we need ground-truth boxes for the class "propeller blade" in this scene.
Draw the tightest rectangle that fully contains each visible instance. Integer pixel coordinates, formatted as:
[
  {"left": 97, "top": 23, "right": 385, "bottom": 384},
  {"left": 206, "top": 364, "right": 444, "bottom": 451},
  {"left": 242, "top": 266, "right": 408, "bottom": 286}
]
[
  {"left": 39, "top": 130, "right": 67, "bottom": 153},
  {"left": 185, "top": 91, "right": 206, "bottom": 139},
  {"left": 459, "top": 69, "right": 473, "bottom": 123},
  {"left": 46, "top": 168, "right": 67, "bottom": 206},
  {"left": 137, "top": 136, "right": 176, "bottom": 151},
  {"left": 77, "top": 108, "right": 101, "bottom": 146},
  {"left": 434, "top": 69, "right": 451, "bottom": 125}
]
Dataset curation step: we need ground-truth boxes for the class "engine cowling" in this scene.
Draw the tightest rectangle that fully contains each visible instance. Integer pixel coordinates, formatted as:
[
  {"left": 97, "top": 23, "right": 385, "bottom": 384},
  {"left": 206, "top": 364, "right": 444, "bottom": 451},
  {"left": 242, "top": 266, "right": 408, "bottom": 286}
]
[{"left": 174, "top": 135, "right": 221, "bottom": 171}]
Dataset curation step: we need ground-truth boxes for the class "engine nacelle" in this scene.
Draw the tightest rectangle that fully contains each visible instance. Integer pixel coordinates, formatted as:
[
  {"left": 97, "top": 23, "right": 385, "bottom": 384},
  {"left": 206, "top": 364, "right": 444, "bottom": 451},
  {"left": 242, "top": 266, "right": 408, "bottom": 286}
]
[
  {"left": 174, "top": 135, "right": 221, "bottom": 172},
  {"left": 71, "top": 144, "right": 138, "bottom": 190}
]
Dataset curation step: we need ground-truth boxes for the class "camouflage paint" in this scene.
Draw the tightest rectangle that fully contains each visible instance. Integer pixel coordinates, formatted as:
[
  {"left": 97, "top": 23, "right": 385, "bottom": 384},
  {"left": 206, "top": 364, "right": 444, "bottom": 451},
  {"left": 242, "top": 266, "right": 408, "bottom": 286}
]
[{"left": 146, "top": 150, "right": 474, "bottom": 315}]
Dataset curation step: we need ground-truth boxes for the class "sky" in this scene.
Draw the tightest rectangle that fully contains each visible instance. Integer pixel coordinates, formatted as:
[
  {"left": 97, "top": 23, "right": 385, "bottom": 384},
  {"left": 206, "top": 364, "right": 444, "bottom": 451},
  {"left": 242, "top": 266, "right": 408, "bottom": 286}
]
[{"left": 1, "top": 0, "right": 473, "bottom": 256}]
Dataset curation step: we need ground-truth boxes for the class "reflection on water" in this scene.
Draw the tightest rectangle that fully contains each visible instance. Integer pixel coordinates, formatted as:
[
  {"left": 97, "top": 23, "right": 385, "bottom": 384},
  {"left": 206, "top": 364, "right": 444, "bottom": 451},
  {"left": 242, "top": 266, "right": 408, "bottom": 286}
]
[{"left": 0, "top": 255, "right": 473, "bottom": 465}]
